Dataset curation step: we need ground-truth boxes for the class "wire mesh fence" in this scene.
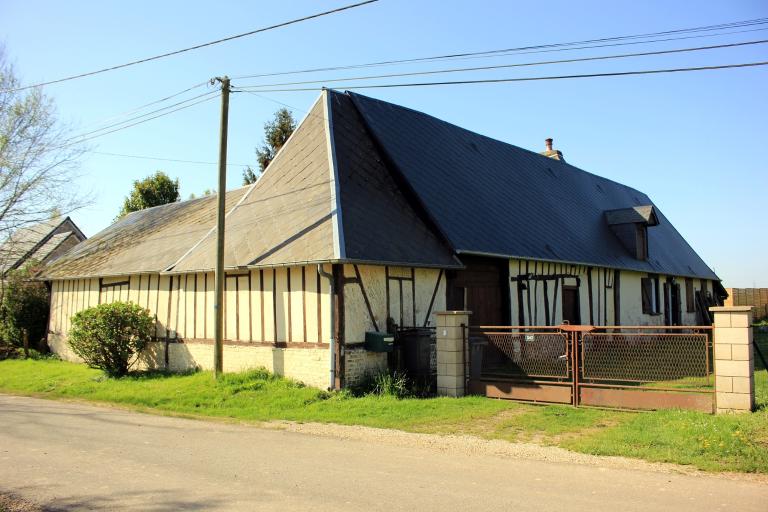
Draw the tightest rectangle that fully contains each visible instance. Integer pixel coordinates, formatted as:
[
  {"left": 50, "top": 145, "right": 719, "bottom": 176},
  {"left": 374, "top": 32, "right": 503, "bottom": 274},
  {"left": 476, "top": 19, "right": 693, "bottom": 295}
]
[
  {"left": 467, "top": 327, "right": 569, "bottom": 380},
  {"left": 580, "top": 330, "right": 712, "bottom": 388}
]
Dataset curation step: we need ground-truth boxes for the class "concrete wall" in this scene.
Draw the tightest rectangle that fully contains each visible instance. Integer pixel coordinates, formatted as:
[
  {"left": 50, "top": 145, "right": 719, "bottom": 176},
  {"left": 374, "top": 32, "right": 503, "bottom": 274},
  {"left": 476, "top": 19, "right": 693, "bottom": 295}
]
[
  {"left": 48, "top": 264, "right": 334, "bottom": 388},
  {"left": 508, "top": 258, "right": 714, "bottom": 326}
]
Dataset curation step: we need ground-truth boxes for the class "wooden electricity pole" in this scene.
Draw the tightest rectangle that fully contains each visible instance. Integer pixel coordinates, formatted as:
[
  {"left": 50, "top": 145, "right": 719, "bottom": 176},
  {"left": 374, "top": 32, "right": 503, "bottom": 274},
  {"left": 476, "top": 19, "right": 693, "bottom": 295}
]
[{"left": 213, "top": 76, "right": 230, "bottom": 379}]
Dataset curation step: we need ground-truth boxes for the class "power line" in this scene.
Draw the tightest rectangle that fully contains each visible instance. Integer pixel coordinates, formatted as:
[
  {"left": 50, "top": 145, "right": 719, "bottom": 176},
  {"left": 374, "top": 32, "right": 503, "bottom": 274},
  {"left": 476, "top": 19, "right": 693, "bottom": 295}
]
[
  {"left": 235, "top": 39, "right": 768, "bottom": 89},
  {"left": 60, "top": 94, "right": 218, "bottom": 147},
  {"left": 232, "top": 17, "right": 768, "bottom": 80},
  {"left": 78, "top": 81, "right": 211, "bottom": 130},
  {"left": 231, "top": 60, "right": 768, "bottom": 93},
  {"left": 70, "top": 90, "right": 219, "bottom": 141},
  {"left": 2, "top": 0, "right": 379, "bottom": 93},
  {"left": 88, "top": 150, "right": 251, "bottom": 167}
]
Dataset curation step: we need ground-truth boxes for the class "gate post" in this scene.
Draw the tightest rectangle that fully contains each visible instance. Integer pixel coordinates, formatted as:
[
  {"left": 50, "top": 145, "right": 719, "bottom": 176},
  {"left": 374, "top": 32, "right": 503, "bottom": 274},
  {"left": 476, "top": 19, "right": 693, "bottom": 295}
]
[
  {"left": 710, "top": 306, "right": 755, "bottom": 414},
  {"left": 435, "top": 311, "right": 471, "bottom": 397}
]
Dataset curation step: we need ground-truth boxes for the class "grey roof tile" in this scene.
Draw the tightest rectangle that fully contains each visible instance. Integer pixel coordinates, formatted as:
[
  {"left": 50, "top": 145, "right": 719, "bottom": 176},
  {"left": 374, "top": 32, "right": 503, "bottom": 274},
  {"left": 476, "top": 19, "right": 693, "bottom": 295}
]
[{"left": 347, "top": 91, "right": 717, "bottom": 280}]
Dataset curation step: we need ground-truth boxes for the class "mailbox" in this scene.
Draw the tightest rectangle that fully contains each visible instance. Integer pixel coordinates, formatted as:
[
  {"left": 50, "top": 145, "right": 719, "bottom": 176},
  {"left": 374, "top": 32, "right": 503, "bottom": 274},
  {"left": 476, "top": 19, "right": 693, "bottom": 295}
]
[{"left": 364, "top": 331, "right": 394, "bottom": 352}]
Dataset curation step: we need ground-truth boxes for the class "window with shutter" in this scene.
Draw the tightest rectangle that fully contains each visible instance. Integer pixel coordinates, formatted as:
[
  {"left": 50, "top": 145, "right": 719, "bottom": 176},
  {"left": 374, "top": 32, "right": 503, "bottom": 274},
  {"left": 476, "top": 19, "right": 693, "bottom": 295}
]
[
  {"left": 641, "top": 278, "right": 652, "bottom": 314},
  {"left": 641, "top": 275, "right": 660, "bottom": 314},
  {"left": 685, "top": 278, "right": 695, "bottom": 312}
]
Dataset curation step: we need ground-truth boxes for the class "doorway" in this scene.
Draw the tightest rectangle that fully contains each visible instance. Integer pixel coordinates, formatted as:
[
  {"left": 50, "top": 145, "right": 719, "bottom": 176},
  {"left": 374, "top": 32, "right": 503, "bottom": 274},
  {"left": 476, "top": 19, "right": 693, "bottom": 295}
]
[
  {"left": 446, "top": 256, "right": 509, "bottom": 326},
  {"left": 562, "top": 286, "right": 581, "bottom": 325}
]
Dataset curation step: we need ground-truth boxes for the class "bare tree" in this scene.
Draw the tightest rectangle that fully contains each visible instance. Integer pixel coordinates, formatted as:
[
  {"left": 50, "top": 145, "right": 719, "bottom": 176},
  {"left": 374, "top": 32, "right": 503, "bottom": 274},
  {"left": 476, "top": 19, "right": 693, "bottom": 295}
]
[{"left": 0, "top": 47, "right": 88, "bottom": 274}]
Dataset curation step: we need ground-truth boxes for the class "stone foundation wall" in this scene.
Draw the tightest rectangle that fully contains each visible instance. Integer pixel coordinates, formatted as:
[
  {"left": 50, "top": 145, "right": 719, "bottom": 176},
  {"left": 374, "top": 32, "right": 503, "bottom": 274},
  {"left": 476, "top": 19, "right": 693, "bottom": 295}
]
[{"left": 344, "top": 345, "right": 387, "bottom": 387}]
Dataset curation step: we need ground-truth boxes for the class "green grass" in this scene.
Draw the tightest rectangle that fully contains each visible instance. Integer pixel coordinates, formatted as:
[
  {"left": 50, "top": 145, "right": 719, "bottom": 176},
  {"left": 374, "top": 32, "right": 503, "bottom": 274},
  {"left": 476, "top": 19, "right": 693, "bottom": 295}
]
[
  {"left": 0, "top": 359, "right": 514, "bottom": 430},
  {"left": 0, "top": 358, "right": 766, "bottom": 474}
]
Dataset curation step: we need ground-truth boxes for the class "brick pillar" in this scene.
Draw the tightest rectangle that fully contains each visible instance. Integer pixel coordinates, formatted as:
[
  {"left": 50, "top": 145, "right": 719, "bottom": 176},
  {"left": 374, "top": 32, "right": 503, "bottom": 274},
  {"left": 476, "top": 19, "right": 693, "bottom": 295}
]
[
  {"left": 436, "top": 311, "right": 471, "bottom": 397},
  {"left": 710, "top": 306, "right": 755, "bottom": 414}
]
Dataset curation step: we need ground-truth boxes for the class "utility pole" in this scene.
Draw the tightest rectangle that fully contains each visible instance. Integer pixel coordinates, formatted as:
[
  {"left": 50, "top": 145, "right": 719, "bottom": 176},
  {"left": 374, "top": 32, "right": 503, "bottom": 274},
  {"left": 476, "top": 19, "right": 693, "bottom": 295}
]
[{"left": 213, "top": 76, "right": 230, "bottom": 379}]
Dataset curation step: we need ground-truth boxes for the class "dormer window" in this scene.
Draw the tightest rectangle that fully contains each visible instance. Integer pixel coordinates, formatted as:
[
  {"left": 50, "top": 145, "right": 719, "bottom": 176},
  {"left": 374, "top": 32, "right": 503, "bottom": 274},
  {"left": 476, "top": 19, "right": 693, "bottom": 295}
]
[{"left": 605, "top": 205, "right": 659, "bottom": 261}]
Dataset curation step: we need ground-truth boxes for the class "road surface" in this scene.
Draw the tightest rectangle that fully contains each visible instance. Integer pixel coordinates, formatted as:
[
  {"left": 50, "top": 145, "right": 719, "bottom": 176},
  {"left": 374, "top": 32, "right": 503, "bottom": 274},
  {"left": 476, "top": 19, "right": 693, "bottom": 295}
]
[{"left": 0, "top": 394, "right": 765, "bottom": 511}]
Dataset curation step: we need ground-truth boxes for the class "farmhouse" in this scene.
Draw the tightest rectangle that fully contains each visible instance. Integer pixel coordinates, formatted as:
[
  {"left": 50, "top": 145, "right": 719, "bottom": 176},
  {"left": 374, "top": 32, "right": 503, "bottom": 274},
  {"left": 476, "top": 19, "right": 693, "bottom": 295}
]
[{"left": 40, "top": 90, "right": 725, "bottom": 389}]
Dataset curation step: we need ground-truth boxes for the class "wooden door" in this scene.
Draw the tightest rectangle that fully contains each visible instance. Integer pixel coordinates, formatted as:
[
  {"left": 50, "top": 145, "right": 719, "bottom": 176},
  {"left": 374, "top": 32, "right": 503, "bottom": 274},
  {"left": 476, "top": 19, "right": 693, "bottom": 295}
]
[
  {"left": 446, "top": 256, "right": 509, "bottom": 326},
  {"left": 562, "top": 286, "right": 581, "bottom": 325}
]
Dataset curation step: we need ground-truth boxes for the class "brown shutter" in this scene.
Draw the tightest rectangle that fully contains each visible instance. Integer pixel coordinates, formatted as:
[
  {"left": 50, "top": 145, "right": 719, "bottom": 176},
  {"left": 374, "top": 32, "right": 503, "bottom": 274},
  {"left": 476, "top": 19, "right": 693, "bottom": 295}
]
[
  {"left": 685, "top": 278, "right": 695, "bottom": 312},
  {"left": 673, "top": 283, "right": 682, "bottom": 325},
  {"left": 641, "top": 278, "right": 651, "bottom": 314}
]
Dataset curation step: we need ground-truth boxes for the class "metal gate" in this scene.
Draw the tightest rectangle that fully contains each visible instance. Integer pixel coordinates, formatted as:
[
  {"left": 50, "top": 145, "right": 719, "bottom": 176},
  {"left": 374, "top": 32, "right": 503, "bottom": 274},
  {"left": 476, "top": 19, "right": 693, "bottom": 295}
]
[{"left": 466, "top": 325, "right": 714, "bottom": 412}]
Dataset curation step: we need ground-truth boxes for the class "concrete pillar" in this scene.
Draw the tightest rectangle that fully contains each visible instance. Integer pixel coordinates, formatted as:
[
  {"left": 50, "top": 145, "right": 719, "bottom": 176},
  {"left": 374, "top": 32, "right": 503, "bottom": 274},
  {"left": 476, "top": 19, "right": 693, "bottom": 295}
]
[
  {"left": 710, "top": 306, "right": 755, "bottom": 414},
  {"left": 435, "top": 311, "right": 471, "bottom": 397}
]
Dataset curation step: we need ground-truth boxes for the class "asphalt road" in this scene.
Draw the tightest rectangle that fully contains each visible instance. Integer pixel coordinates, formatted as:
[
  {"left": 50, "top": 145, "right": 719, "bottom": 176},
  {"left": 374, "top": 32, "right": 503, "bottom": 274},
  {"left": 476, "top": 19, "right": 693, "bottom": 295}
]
[{"left": 1, "top": 394, "right": 765, "bottom": 511}]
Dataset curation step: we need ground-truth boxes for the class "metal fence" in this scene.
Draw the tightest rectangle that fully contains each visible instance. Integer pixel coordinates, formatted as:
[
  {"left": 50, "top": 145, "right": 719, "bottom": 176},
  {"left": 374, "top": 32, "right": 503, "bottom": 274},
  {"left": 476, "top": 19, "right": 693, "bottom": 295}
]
[
  {"left": 581, "top": 327, "right": 712, "bottom": 387},
  {"left": 468, "top": 326, "right": 569, "bottom": 380},
  {"left": 466, "top": 324, "right": 715, "bottom": 412}
]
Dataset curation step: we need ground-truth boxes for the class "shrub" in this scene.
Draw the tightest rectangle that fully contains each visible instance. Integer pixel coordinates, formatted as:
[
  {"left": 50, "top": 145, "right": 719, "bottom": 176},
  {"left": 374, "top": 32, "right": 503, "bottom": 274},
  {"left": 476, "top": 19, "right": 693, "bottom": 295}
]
[
  {"left": 68, "top": 301, "right": 154, "bottom": 377},
  {"left": 0, "top": 262, "right": 49, "bottom": 350}
]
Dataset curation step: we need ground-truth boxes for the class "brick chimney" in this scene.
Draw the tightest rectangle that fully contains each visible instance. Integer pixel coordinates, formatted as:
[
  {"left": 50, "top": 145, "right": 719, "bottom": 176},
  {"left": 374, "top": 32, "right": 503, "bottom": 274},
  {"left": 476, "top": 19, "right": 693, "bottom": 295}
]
[{"left": 540, "top": 137, "right": 565, "bottom": 162}]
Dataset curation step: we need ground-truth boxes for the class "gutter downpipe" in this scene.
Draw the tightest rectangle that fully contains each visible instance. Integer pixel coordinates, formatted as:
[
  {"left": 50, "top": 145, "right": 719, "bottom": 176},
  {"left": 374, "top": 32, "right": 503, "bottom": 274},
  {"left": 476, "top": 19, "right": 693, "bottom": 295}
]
[{"left": 317, "top": 264, "right": 335, "bottom": 390}]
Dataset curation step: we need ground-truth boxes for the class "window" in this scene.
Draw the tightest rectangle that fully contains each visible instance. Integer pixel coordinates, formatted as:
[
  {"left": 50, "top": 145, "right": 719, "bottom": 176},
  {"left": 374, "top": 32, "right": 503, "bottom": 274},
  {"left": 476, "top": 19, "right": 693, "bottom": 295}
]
[
  {"left": 641, "top": 275, "right": 660, "bottom": 314},
  {"left": 685, "top": 278, "right": 695, "bottom": 312},
  {"left": 635, "top": 224, "right": 648, "bottom": 260}
]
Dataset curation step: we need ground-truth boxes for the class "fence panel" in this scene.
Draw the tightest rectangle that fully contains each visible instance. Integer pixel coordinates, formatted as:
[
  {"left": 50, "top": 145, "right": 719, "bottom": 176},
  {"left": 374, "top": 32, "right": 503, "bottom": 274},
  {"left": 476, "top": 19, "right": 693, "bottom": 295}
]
[
  {"left": 465, "top": 324, "right": 715, "bottom": 412},
  {"left": 577, "top": 326, "right": 714, "bottom": 412},
  {"left": 467, "top": 326, "right": 573, "bottom": 404}
]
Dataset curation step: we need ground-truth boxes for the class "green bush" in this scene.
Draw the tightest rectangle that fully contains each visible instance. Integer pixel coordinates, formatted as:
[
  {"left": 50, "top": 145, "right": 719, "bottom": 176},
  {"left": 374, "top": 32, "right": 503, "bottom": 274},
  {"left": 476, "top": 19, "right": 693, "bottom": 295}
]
[
  {"left": 68, "top": 302, "right": 154, "bottom": 377},
  {"left": 0, "top": 263, "right": 49, "bottom": 350}
]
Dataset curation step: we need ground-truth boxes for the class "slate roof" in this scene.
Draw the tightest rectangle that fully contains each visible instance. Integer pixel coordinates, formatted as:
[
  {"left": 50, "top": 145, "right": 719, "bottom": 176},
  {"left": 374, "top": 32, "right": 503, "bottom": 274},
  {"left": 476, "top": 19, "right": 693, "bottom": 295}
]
[
  {"left": 41, "top": 93, "right": 458, "bottom": 279},
  {"left": 41, "top": 190, "right": 248, "bottom": 278},
  {"left": 347, "top": 91, "right": 717, "bottom": 280},
  {"left": 40, "top": 89, "right": 717, "bottom": 280},
  {"left": 170, "top": 96, "right": 337, "bottom": 272},
  {"left": 329, "top": 91, "right": 458, "bottom": 267}
]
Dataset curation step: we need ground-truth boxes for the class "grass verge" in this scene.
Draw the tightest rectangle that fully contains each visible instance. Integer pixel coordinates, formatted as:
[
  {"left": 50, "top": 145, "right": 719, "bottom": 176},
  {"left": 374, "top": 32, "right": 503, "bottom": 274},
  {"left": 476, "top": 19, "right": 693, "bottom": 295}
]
[{"left": 0, "top": 358, "right": 766, "bottom": 474}]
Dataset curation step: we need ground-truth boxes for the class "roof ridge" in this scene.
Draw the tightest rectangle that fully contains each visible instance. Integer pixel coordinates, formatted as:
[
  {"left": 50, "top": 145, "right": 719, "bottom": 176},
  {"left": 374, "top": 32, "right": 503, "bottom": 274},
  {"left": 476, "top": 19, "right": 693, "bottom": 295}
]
[
  {"left": 167, "top": 92, "right": 331, "bottom": 272},
  {"left": 323, "top": 89, "right": 346, "bottom": 260},
  {"left": 344, "top": 91, "right": 457, "bottom": 256}
]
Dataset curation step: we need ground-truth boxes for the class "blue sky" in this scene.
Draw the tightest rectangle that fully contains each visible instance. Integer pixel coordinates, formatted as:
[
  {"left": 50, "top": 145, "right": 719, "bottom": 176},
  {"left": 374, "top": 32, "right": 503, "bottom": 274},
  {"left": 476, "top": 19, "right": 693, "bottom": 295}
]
[{"left": 1, "top": 0, "right": 766, "bottom": 286}]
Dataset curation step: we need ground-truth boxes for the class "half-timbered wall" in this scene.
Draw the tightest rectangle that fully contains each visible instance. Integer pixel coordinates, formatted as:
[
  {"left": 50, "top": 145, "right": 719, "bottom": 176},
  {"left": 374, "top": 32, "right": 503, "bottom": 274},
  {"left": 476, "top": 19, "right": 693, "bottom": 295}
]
[
  {"left": 343, "top": 264, "right": 446, "bottom": 343},
  {"left": 508, "top": 258, "right": 711, "bottom": 327},
  {"left": 47, "top": 264, "right": 334, "bottom": 388},
  {"left": 49, "top": 266, "right": 332, "bottom": 343},
  {"left": 342, "top": 264, "right": 446, "bottom": 385}
]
